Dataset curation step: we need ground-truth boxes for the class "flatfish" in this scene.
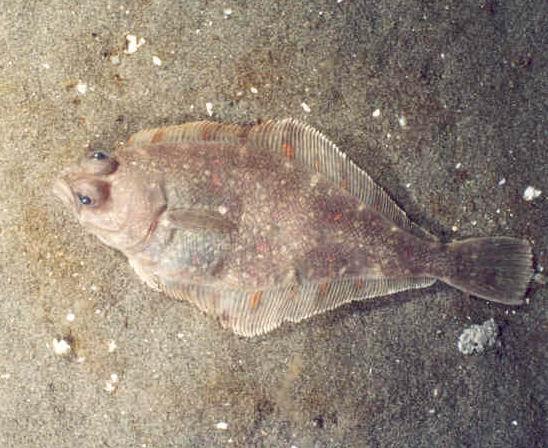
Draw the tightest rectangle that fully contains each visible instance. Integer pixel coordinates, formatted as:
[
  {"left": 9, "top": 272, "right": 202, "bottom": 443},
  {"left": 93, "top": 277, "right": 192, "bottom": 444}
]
[{"left": 53, "top": 119, "right": 533, "bottom": 336}]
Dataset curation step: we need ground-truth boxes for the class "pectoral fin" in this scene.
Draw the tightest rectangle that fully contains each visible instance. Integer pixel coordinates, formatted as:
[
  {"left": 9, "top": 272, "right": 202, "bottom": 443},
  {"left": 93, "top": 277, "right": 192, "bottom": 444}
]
[{"left": 167, "top": 208, "right": 236, "bottom": 233}]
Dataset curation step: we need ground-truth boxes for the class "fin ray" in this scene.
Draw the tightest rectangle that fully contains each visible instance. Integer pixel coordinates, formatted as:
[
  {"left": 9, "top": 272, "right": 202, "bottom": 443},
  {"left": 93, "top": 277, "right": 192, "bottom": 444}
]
[{"left": 160, "top": 276, "right": 436, "bottom": 337}]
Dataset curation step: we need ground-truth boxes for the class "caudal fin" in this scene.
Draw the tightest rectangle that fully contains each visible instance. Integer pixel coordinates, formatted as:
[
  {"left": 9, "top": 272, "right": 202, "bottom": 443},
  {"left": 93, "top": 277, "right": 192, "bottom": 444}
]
[{"left": 436, "top": 237, "right": 533, "bottom": 305}]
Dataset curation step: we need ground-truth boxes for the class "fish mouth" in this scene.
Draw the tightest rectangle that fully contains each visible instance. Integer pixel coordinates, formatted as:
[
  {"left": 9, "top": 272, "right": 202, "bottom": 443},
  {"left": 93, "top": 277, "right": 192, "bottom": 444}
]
[{"left": 52, "top": 177, "right": 76, "bottom": 209}]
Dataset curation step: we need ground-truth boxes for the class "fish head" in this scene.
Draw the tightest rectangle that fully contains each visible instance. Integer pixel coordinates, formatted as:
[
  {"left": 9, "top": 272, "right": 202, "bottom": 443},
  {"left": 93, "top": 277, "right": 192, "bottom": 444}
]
[{"left": 53, "top": 149, "right": 166, "bottom": 252}]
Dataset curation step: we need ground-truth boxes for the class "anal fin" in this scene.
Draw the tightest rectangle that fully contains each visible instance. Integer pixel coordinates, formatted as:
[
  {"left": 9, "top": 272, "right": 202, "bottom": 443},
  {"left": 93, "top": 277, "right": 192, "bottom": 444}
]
[{"left": 159, "top": 276, "right": 436, "bottom": 337}]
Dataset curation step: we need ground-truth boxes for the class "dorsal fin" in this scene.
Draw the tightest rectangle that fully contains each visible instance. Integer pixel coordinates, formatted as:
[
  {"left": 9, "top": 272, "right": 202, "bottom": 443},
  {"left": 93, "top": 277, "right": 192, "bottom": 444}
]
[
  {"left": 128, "top": 119, "right": 434, "bottom": 239},
  {"left": 127, "top": 121, "right": 252, "bottom": 146},
  {"left": 247, "top": 119, "right": 434, "bottom": 239}
]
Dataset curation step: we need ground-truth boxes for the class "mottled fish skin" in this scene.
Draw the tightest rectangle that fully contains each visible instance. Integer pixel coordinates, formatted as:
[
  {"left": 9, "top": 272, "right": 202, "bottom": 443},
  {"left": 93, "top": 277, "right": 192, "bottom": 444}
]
[{"left": 53, "top": 119, "right": 533, "bottom": 336}]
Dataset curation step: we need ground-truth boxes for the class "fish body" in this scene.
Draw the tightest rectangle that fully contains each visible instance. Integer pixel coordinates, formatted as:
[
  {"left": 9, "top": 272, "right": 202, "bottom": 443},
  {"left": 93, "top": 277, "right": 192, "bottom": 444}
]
[{"left": 54, "top": 120, "right": 533, "bottom": 336}]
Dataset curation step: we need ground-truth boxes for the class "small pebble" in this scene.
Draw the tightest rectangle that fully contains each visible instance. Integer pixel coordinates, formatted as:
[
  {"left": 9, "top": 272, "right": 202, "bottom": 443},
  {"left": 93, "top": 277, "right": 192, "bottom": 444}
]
[
  {"left": 301, "top": 102, "right": 311, "bottom": 113},
  {"left": 66, "top": 312, "right": 75, "bottom": 322},
  {"left": 52, "top": 338, "right": 71, "bottom": 356},
  {"left": 458, "top": 319, "right": 498, "bottom": 355},
  {"left": 398, "top": 115, "right": 407, "bottom": 127},
  {"left": 498, "top": 178, "right": 506, "bottom": 186},
  {"left": 75, "top": 82, "right": 88, "bottom": 95},
  {"left": 372, "top": 108, "right": 381, "bottom": 118},
  {"left": 105, "top": 373, "right": 119, "bottom": 393},
  {"left": 206, "top": 102, "right": 214, "bottom": 117},
  {"left": 152, "top": 55, "right": 162, "bottom": 66},
  {"left": 523, "top": 186, "right": 541, "bottom": 201},
  {"left": 250, "top": 86, "right": 258, "bottom": 94}
]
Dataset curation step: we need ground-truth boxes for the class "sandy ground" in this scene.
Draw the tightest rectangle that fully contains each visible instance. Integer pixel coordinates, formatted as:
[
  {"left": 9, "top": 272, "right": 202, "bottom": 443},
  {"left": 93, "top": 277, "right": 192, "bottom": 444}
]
[{"left": 0, "top": 1, "right": 546, "bottom": 447}]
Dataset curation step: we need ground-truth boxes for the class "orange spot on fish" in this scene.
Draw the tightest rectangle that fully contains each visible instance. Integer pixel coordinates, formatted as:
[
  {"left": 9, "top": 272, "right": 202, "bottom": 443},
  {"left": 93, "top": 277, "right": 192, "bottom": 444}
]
[
  {"left": 282, "top": 143, "right": 295, "bottom": 160},
  {"left": 151, "top": 129, "right": 165, "bottom": 143},
  {"left": 200, "top": 124, "right": 217, "bottom": 141},
  {"left": 249, "top": 291, "right": 263, "bottom": 310},
  {"left": 354, "top": 278, "right": 364, "bottom": 289},
  {"left": 211, "top": 173, "right": 222, "bottom": 188}
]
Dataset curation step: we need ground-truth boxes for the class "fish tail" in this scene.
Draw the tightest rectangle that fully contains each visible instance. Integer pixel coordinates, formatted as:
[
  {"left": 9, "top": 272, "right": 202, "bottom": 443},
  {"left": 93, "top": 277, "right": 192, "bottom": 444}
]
[{"left": 433, "top": 237, "right": 533, "bottom": 305}]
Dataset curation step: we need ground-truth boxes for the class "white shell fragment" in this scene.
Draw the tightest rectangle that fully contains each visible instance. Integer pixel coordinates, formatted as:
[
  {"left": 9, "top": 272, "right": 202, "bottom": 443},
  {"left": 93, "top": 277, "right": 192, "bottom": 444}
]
[
  {"left": 301, "top": 102, "right": 311, "bottom": 113},
  {"left": 457, "top": 318, "right": 498, "bottom": 355},
  {"left": 152, "top": 55, "right": 162, "bottom": 66},
  {"left": 105, "top": 373, "right": 119, "bottom": 393},
  {"left": 523, "top": 185, "right": 541, "bottom": 201},
  {"left": 124, "top": 34, "right": 146, "bottom": 54},
  {"left": 398, "top": 115, "right": 407, "bottom": 128},
  {"left": 372, "top": 108, "right": 381, "bottom": 118},
  {"left": 52, "top": 338, "right": 71, "bottom": 356},
  {"left": 75, "top": 82, "right": 88, "bottom": 95},
  {"left": 206, "top": 102, "right": 214, "bottom": 116},
  {"left": 108, "top": 340, "right": 117, "bottom": 353},
  {"left": 215, "top": 421, "right": 229, "bottom": 430}
]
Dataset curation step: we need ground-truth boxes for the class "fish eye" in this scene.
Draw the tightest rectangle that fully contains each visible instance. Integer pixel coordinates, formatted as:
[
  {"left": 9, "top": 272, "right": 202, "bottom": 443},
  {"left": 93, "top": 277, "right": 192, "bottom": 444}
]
[
  {"left": 77, "top": 193, "right": 92, "bottom": 206},
  {"left": 82, "top": 150, "right": 118, "bottom": 175},
  {"left": 91, "top": 150, "right": 109, "bottom": 160}
]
